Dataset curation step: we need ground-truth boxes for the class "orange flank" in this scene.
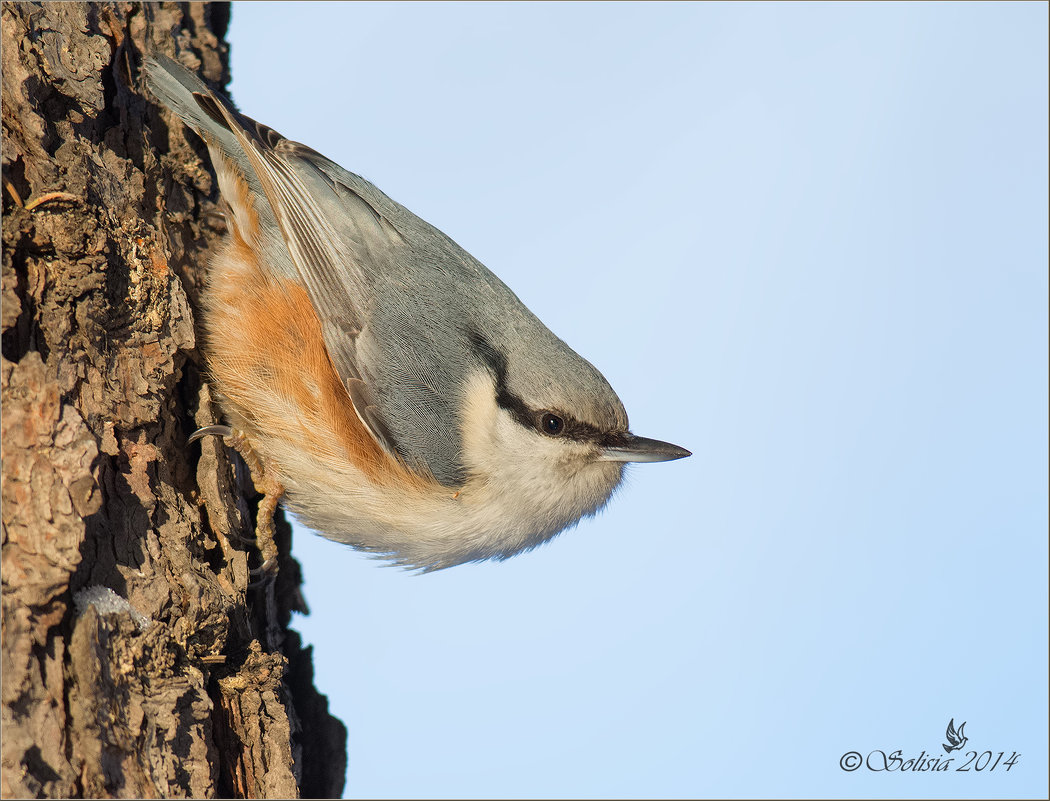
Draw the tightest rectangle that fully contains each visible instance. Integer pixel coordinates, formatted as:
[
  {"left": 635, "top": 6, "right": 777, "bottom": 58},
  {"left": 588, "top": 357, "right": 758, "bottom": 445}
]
[{"left": 202, "top": 230, "right": 428, "bottom": 491}]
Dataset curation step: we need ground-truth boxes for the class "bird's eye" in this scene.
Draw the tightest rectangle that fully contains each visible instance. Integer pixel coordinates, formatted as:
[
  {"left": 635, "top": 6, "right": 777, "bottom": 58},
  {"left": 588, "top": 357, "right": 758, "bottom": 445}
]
[{"left": 540, "top": 413, "right": 564, "bottom": 436}]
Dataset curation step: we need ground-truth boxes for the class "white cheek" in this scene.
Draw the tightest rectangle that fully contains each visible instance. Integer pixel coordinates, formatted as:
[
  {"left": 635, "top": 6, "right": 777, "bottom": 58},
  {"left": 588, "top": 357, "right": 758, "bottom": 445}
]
[
  {"left": 459, "top": 371, "right": 562, "bottom": 482},
  {"left": 458, "top": 372, "right": 623, "bottom": 530}
]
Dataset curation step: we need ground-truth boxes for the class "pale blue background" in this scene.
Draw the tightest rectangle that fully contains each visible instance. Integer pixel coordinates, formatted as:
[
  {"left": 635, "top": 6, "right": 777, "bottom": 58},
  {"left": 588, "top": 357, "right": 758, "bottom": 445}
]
[{"left": 225, "top": 2, "right": 1048, "bottom": 798}]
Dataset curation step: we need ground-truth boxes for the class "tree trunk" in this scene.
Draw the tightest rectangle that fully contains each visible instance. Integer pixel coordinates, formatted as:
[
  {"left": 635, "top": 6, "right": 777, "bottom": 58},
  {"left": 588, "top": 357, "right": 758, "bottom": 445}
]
[{"left": 1, "top": 2, "right": 346, "bottom": 797}]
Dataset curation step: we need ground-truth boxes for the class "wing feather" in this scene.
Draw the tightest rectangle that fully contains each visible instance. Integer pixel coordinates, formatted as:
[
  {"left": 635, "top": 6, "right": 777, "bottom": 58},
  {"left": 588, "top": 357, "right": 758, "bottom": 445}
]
[{"left": 182, "top": 76, "right": 405, "bottom": 459}]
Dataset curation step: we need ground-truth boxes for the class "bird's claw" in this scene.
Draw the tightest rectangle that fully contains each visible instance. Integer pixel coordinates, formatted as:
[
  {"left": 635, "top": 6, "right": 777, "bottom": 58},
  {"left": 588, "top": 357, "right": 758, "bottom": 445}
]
[
  {"left": 188, "top": 424, "right": 234, "bottom": 445},
  {"left": 191, "top": 424, "right": 285, "bottom": 575}
]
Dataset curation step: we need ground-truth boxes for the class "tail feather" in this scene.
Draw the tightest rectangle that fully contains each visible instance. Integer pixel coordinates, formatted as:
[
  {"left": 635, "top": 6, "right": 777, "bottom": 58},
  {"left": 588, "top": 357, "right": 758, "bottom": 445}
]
[
  {"left": 144, "top": 54, "right": 285, "bottom": 263},
  {"left": 143, "top": 55, "right": 237, "bottom": 148}
]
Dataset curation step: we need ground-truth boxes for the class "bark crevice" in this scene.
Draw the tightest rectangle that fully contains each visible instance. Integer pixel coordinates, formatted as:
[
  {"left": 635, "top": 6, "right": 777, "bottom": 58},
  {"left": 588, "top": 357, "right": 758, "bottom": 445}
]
[{"left": 2, "top": 3, "right": 346, "bottom": 797}]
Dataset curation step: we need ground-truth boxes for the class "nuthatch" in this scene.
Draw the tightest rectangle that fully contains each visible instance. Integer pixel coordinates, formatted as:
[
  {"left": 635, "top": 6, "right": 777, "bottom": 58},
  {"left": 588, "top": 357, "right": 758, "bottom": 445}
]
[{"left": 146, "top": 55, "right": 690, "bottom": 572}]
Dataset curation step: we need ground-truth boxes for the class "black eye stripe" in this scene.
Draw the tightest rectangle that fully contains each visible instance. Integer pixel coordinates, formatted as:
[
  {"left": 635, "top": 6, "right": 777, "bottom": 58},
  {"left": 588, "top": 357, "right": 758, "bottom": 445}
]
[
  {"left": 465, "top": 327, "right": 616, "bottom": 445},
  {"left": 536, "top": 410, "right": 606, "bottom": 442},
  {"left": 497, "top": 390, "right": 605, "bottom": 444}
]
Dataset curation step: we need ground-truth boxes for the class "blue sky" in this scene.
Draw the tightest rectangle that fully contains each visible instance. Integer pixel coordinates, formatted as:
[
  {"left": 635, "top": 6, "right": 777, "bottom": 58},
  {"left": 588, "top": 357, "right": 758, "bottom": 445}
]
[{"left": 225, "top": 3, "right": 1048, "bottom": 798}]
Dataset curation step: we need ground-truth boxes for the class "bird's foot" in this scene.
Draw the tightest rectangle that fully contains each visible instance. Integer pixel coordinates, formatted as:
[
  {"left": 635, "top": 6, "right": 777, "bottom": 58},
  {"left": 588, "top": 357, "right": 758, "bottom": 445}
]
[
  {"left": 190, "top": 425, "right": 285, "bottom": 575},
  {"left": 223, "top": 429, "right": 284, "bottom": 575}
]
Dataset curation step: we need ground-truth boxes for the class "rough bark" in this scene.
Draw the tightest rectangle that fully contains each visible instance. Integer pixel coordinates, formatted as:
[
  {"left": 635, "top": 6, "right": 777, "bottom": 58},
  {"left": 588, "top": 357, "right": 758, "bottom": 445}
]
[{"left": 1, "top": 2, "right": 347, "bottom": 797}]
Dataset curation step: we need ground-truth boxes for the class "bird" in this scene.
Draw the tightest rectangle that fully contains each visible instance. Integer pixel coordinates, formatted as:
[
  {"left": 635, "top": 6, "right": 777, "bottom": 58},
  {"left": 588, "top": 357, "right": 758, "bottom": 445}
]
[
  {"left": 144, "top": 55, "right": 690, "bottom": 572},
  {"left": 943, "top": 719, "right": 968, "bottom": 753}
]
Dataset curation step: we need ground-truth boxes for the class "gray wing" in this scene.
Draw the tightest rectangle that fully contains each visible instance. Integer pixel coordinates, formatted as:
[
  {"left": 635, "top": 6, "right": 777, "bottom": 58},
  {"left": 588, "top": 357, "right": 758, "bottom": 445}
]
[{"left": 263, "top": 139, "right": 480, "bottom": 485}]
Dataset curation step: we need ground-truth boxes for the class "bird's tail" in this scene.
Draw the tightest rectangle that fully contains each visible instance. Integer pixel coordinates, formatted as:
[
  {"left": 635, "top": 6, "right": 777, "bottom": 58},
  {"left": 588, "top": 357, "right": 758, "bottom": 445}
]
[
  {"left": 143, "top": 55, "right": 243, "bottom": 155},
  {"left": 143, "top": 54, "right": 289, "bottom": 265}
]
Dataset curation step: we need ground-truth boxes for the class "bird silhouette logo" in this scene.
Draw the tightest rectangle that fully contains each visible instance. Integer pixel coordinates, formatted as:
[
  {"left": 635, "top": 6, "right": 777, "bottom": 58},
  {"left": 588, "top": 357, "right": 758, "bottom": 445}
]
[{"left": 942, "top": 718, "right": 968, "bottom": 753}]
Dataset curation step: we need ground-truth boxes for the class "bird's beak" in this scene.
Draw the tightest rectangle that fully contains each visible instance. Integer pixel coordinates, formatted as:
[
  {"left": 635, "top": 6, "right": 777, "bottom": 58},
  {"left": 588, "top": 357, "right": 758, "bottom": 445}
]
[{"left": 598, "top": 434, "right": 691, "bottom": 464}]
